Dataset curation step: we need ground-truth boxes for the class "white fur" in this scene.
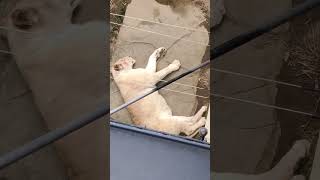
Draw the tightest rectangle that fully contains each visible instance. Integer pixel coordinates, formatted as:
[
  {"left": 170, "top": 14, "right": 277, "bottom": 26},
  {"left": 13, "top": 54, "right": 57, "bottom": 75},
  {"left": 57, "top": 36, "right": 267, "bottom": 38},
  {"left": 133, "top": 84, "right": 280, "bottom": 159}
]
[{"left": 112, "top": 47, "right": 207, "bottom": 136}]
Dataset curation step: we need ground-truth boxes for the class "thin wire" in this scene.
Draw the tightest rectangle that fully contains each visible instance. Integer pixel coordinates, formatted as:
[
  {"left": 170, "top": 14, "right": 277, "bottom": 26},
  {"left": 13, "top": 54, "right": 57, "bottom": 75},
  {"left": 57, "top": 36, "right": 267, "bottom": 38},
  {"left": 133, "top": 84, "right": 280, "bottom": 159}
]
[
  {"left": 110, "top": 22, "right": 210, "bottom": 47},
  {"left": 110, "top": 76, "right": 206, "bottom": 90},
  {"left": 212, "top": 68, "right": 302, "bottom": 88},
  {"left": 1, "top": 23, "right": 316, "bottom": 111},
  {"left": 113, "top": 39, "right": 312, "bottom": 93},
  {"left": 240, "top": 122, "right": 277, "bottom": 130},
  {"left": 111, "top": 21, "right": 315, "bottom": 92},
  {"left": 110, "top": 78, "right": 317, "bottom": 117},
  {"left": 212, "top": 68, "right": 320, "bottom": 92},
  {"left": 4, "top": 38, "right": 314, "bottom": 95},
  {"left": 111, "top": 0, "right": 320, "bottom": 115},
  {"left": 110, "top": 78, "right": 208, "bottom": 98},
  {"left": 1, "top": 0, "right": 320, "bottom": 171},
  {"left": 110, "top": 48, "right": 313, "bottom": 93},
  {"left": 113, "top": 38, "right": 208, "bottom": 63},
  {"left": 110, "top": 75, "right": 317, "bottom": 117},
  {"left": 0, "top": 36, "right": 313, "bottom": 94},
  {"left": 111, "top": 53, "right": 317, "bottom": 116},
  {"left": 110, "top": 12, "right": 209, "bottom": 34},
  {"left": 112, "top": 39, "right": 305, "bottom": 92},
  {"left": 210, "top": 0, "right": 320, "bottom": 59},
  {"left": 162, "top": 88, "right": 208, "bottom": 98},
  {"left": 212, "top": 93, "right": 316, "bottom": 117},
  {"left": 110, "top": 57, "right": 207, "bottom": 115},
  {"left": 0, "top": 102, "right": 108, "bottom": 170},
  {"left": 159, "top": 79, "right": 205, "bottom": 90}
]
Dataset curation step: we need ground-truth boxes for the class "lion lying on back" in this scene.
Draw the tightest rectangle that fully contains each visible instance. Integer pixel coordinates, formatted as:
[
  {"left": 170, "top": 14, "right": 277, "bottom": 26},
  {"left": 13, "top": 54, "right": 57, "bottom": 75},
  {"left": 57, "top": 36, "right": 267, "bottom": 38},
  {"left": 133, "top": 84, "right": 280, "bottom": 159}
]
[{"left": 112, "top": 47, "right": 207, "bottom": 136}]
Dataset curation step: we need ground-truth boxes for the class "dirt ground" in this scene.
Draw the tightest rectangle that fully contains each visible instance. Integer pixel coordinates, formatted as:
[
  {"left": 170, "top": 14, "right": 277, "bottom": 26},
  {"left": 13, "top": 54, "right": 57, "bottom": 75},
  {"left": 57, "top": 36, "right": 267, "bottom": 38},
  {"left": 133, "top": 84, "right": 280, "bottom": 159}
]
[{"left": 273, "top": 1, "right": 320, "bottom": 178}]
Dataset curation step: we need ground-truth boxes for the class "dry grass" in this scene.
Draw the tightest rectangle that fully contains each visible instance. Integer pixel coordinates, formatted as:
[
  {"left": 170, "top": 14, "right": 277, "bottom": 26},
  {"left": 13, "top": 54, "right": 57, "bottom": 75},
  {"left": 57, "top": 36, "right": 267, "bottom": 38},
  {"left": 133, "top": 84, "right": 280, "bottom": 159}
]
[
  {"left": 198, "top": 67, "right": 210, "bottom": 90},
  {"left": 193, "top": 0, "right": 209, "bottom": 19},
  {"left": 110, "top": 0, "right": 131, "bottom": 51},
  {"left": 284, "top": 22, "right": 320, "bottom": 178},
  {"left": 196, "top": 67, "right": 210, "bottom": 110},
  {"left": 287, "top": 23, "right": 320, "bottom": 80}
]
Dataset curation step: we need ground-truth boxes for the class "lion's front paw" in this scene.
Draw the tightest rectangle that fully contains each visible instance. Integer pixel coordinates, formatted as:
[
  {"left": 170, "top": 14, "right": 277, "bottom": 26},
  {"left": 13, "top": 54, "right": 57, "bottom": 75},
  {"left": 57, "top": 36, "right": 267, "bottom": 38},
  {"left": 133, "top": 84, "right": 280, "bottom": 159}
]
[
  {"left": 155, "top": 47, "right": 167, "bottom": 59},
  {"left": 170, "top": 59, "right": 181, "bottom": 70}
]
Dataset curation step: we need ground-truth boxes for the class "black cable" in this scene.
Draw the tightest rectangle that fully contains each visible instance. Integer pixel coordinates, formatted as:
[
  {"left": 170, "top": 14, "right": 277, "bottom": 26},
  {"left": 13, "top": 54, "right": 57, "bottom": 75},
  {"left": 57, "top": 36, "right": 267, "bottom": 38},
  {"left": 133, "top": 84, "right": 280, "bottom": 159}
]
[
  {"left": 110, "top": 61, "right": 210, "bottom": 115},
  {"left": 211, "top": 0, "right": 320, "bottom": 59},
  {"left": 1, "top": 0, "right": 320, "bottom": 171},
  {"left": 0, "top": 104, "right": 108, "bottom": 169},
  {"left": 112, "top": 0, "right": 320, "bottom": 115}
]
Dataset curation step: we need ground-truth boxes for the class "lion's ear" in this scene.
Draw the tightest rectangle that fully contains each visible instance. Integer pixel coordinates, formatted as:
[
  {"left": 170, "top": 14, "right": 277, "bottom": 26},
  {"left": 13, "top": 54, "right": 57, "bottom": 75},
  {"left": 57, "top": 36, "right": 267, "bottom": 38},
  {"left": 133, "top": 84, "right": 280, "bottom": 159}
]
[{"left": 113, "top": 64, "right": 123, "bottom": 71}]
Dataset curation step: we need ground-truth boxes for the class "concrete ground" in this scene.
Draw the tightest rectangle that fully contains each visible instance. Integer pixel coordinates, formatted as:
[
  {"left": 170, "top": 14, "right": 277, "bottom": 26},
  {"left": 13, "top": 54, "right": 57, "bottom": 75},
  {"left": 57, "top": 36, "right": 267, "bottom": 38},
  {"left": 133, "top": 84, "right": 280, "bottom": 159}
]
[
  {"left": 212, "top": 0, "right": 291, "bottom": 174},
  {"left": 110, "top": 0, "right": 209, "bottom": 124}
]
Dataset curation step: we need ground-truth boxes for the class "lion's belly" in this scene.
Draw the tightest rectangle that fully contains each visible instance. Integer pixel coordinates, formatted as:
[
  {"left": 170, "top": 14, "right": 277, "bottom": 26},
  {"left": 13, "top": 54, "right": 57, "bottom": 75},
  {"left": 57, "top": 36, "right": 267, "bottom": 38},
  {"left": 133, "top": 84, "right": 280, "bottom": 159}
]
[{"left": 126, "top": 91, "right": 172, "bottom": 124}]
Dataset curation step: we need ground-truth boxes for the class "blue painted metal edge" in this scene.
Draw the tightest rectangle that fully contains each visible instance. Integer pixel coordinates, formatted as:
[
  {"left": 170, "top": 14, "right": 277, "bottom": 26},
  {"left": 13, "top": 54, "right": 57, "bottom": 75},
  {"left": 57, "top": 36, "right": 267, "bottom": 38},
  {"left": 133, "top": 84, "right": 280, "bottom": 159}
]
[{"left": 110, "top": 120, "right": 210, "bottom": 150}]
